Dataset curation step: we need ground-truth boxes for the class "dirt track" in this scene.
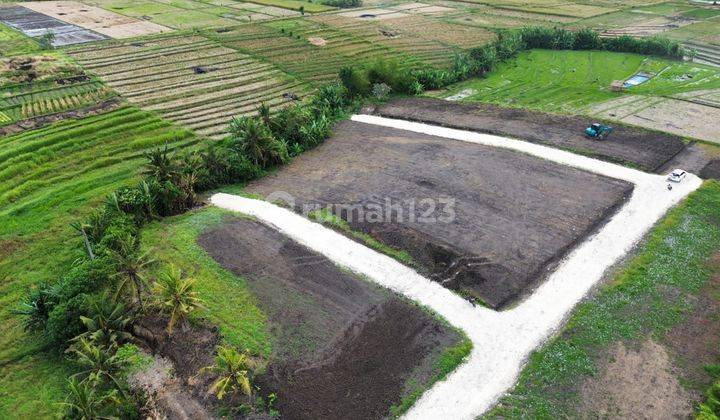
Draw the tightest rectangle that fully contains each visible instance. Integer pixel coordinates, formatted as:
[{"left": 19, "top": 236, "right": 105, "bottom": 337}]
[
  {"left": 198, "top": 218, "right": 458, "bottom": 419},
  {"left": 372, "top": 97, "right": 686, "bottom": 172},
  {"left": 246, "top": 120, "right": 633, "bottom": 308}
]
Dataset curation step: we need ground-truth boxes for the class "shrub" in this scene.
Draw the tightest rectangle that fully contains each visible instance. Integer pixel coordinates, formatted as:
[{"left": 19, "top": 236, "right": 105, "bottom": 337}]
[
  {"left": 573, "top": 28, "right": 602, "bottom": 50},
  {"left": 372, "top": 82, "right": 392, "bottom": 100},
  {"left": 339, "top": 66, "right": 371, "bottom": 97},
  {"left": 367, "top": 59, "right": 418, "bottom": 94}
]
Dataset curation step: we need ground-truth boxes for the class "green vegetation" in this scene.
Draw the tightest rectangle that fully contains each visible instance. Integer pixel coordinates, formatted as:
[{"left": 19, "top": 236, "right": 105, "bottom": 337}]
[
  {"left": 242, "top": 0, "right": 335, "bottom": 12},
  {"left": 0, "top": 107, "right": 197, "bottom": 417},
  {"left": 438, "top": 49, "right": 720, "bottom": 113},
  {"left": 486, "top": 181, "right": 720, "bottom": 419},
  {"left": 141, "top": 208, "right": 272, "bottom": 354},
  {"left": 0, "top": 23, "right": 40, "bottom": 56}
]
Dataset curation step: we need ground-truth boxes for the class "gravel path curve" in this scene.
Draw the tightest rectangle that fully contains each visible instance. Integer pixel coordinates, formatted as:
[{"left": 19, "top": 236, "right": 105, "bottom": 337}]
[{"left": 211, "top": 115, "right": 701, "bottom": 419}]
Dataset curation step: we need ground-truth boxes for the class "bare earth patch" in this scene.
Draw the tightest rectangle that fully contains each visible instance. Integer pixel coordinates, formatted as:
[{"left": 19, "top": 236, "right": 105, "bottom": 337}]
[
  {"left": 198, "top": 218, "right": 459, "bottom": 419},
  {"left": 580, "top": 339, "right": 693, "bottom": 419},
  {"left": 591, "top": 96, "right": 720, "bottom": 144},
  {"left": 21, "top": 1, "right": 170, "bottom": 38},
  {"left": 246, "top": 119, "right": 632, "bottom": 308}
]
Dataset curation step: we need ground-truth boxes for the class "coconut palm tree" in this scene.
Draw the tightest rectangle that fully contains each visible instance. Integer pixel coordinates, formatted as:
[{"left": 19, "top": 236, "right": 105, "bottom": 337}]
[
  {"left": 60, "top": 377, "right": 119, "bottom": 420},
  {"left": 142, "top": 144, "right": 178, "bottom": 183},
  {"left": 204, "top": 346, "right": 263, "bottom": 402},
  {"left": 76, "top": 291, "right": 133, "bottom": 348},
  {"left": 228, "top": 116, "right": 288, "bottom": 167},
  {"left": 153, "top": 265, "right": 204, "bottom": 334},
  {"left": 69, "top": 338, "right": 127, "bottom": 393},
  {"left": 109, "top": 234, "right": 155, "bottom": 310}
]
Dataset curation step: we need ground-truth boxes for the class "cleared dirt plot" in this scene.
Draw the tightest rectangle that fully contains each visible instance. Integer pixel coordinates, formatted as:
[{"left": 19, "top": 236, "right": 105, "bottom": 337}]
[
  {"left": 375, "top": 97, "right": 686, "bottom": 171},
  {"left": 591, "top": 96, "right": 720, "bottom": 144},
  {"left": 0, "top": 5, "right": 106, "bottom": 46},
  {"left": 245, "top": 120, "right": 632, "bottom": 309},
  {"left": 68, "top": 34, "right": 310, "bottom": 138},
  {"left": 198, "top": 218, "right": 461, "bottom": 419},
  {"left": 21, "top": 1, "right": 170, "bottom": 38}
]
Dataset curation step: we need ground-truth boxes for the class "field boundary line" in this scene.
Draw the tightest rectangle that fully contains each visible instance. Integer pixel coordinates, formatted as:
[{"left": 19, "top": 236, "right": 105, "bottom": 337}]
[{"left": 211, "top": 115, "right": 701, "bottom": 419}]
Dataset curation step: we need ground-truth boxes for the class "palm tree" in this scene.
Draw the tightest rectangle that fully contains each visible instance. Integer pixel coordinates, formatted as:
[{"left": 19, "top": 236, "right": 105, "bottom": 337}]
[
  {"left": 153, "top": 265, "right": 204, "bottom": 334},
  {"left": 109, "top": 234, "right": 155, "bottom": 310},
  {"left": 13, "top": 284, "right": 52, "bottom": 332},
  {"left": 60, "top": 377, "right": 119, "bottom": 420},
  {"left": 203, "top": 346, "right": 263, "bottom": 402},
  {"left": 76, "top": 291, "right": 133, "bottom": 348},
  {"left": 69, "top": 338, "right": 127, "bottom": 393},
  {"left": 143, "top": 144, "right": 178, "bottom": 183},
  {"left": 228, "top": 116, "right": 288, "bottom": 167}
]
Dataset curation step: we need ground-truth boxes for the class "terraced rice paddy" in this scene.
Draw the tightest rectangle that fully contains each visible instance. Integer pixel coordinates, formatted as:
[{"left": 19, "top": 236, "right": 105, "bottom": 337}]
[
  {"left": 310, "top": 14, "right": 478, "bottom": 67},
  {"left": 68, "top": 34, "right": 310, "bottom": 138},
  {"left": 0, "top": 77, "right": 114, "bottom": 125},
  {"left": 208, "top": 20, "right": 419, "bottom": 82}
]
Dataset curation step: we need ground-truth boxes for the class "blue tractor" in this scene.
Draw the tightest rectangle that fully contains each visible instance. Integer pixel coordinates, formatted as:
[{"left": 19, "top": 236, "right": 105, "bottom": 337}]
[{"left": 585, "top": 123, "right": 613, "bottom": 140}]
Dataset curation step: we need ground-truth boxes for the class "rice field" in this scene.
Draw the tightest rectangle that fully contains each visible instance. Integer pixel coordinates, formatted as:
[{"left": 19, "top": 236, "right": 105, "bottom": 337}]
[
  {"left": 0, "top": 78, "right": 115, "bottom": 126},
  {"left": 309, "top": 14, "right": 466, "bottom": 68},
  {"left": 68, "top": 34, "right": 311, "bottom": 138},
  {"left": 0, "top": 106, "right": 198, "bottom": 417}
]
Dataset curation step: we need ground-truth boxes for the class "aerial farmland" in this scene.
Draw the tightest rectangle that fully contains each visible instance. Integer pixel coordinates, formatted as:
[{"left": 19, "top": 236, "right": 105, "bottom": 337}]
[{"left": 1, "top": 0, "right": 720, "bottom": 419}]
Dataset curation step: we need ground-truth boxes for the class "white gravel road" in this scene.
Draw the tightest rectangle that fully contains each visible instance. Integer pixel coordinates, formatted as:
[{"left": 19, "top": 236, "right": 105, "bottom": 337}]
[{"left": 211, "top": 115, "right": 702, "bottom": 420}]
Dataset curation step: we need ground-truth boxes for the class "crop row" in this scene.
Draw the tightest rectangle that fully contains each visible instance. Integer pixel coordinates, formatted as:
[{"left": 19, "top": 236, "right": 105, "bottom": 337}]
[
  {"left": 0, "top": 78, "right": 115, "bottom": 125},
  {"left": 69, "top": 34, "right": 312, "bottom": 139},
  {"left": 0, "top": 106, "right": 198, "bottom": 210}
]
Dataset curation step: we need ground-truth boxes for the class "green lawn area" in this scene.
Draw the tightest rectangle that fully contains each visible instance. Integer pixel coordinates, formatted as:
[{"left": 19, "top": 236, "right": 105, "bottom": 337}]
[
  {"left": 0, "top": 23, "right": 40, "bottom": 56},
  {"left": 140, "top": 208, "right": 273, "bottom": 355},
  {"left": 486, "top": 180, "right": 720, "bottom": 419},
  {"left": 0, "top": 107, "right": 199, "bottom": 418},
  {"left": 438, "top": 49, "right": 720, "bottom": 113}
]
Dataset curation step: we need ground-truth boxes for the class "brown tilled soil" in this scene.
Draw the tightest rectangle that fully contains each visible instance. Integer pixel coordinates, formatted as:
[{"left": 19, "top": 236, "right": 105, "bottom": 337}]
[
  {"left": 701, "top": 159, "right": 720, "bottom": 180},
  {"left": 198, "top": 218, "right": 459, "bottom": 420},
  {"left": 372, "top": 97, "right": 685, "bottom": 172},
  {"left": 245, "top": 120, "right": 633, "bottom": 308}
]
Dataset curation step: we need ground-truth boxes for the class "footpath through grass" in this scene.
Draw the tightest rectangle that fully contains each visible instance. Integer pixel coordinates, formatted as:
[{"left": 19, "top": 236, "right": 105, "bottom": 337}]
[
  {"left": 439, "top": 49, "right": 720, "bottom": 113},
  {"left": 486, "top": 180, "right": 720, "bottom": 419},
  {"left": 0, "top": 107, "right": 199, "bottom": 417}
]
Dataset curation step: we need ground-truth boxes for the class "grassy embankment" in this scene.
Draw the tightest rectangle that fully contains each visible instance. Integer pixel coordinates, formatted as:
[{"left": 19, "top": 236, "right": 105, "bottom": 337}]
[
  {"left": 0, "top": 107, "right": 198, "bottom": 417},
  {"left": 486, "top": 180, "right": 720, "bottom": 418}
]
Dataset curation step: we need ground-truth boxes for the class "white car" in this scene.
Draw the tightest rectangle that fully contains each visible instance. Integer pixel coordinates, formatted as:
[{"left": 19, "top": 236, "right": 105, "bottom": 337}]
[{"left": 667, "top": 169, "right": 687, "bottom": 183}]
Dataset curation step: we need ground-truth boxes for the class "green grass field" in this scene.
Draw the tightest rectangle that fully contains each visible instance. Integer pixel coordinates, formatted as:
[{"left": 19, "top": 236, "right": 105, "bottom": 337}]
[
  {"left": 486, "top": 181, "right": 720, "bottom": 419},
  {"left": 438, "top": 49, "right": 720, "bottom": 113},
  {"left": 0, "top": 107, "right": 199, "bottom": 417}
]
